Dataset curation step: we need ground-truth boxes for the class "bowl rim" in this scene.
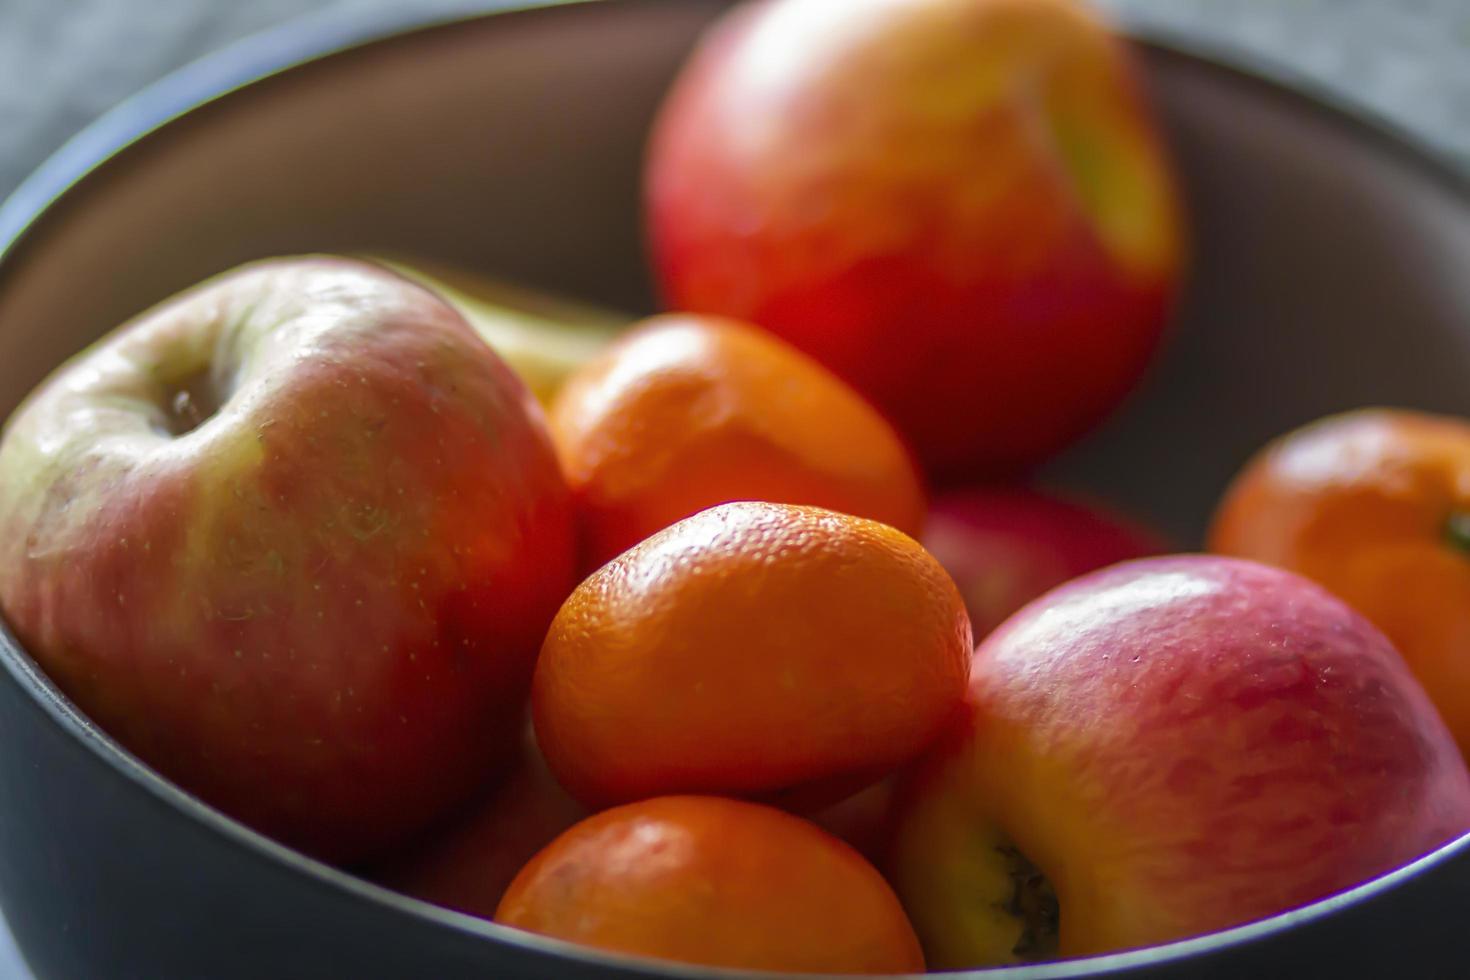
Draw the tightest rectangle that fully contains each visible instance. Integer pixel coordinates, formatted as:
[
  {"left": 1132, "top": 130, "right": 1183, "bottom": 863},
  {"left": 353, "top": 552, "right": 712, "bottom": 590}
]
[{"left": 2, "top": 2, "right": 1469, "bottom": 978}]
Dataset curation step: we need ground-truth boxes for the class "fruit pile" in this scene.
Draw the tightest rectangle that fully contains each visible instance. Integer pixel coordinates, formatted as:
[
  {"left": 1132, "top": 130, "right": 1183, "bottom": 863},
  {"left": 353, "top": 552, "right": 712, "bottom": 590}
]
[{"left": 1, "top": 0, "right": 1468, "bottom": 975}]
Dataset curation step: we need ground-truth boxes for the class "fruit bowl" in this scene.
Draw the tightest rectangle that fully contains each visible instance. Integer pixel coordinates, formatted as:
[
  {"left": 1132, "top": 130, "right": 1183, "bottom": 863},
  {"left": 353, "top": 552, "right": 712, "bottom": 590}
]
[{"left": 2, "top": 1, "right": 1469, "bottom": 977}]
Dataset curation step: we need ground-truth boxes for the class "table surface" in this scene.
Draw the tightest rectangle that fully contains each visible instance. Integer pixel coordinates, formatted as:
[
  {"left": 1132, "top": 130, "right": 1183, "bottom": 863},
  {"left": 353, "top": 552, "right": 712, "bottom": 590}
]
[{"left": 2, "top": 0, "right": 1469, "bottom": 977}]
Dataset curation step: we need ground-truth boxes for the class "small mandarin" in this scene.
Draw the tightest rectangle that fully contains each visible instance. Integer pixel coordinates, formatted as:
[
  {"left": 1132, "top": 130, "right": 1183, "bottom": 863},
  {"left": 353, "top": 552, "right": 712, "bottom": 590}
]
[
  {"left": 550, "top": 314, "right": 925, "bottom": 570},
  {"left": 532, "top": 500, "right": 972, "bottom": 809},
  {"left": 495, "top": 795, "right": 925, "bottom": 974},
  {"left": 1210, "top": 408, "right": 1470, "bottom": 758}
]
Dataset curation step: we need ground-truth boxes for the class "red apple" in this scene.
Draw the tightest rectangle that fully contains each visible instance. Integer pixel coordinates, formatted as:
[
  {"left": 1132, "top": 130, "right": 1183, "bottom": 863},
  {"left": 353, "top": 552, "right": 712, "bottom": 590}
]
[
  {"left": 376, "top": 722, "right": 586, "bottom": 918},
  {"left": 889, "top": 555, "right": 1470, "bottom": 967},
  {"left": 923, "top": 486, "right": 1165, "bottom": 640},
  {"left": 646, "top": 0, "right": 1186, "bottom": 475},
  {"left": 0, "top": 257, "right": 578, "bottom": 863}
]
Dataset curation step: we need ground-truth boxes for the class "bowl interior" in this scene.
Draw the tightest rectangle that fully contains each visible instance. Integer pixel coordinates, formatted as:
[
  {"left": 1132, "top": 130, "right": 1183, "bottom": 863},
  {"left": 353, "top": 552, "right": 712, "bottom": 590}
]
[{"left": 2, "top": 1, "right": 1470, "bottom": 976}]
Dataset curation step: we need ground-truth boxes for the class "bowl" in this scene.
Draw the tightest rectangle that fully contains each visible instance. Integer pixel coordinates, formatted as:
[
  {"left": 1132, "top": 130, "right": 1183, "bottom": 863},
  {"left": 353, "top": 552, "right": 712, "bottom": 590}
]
[{"left": 2, "top": 1, "right": 1470, "bottom": 977}]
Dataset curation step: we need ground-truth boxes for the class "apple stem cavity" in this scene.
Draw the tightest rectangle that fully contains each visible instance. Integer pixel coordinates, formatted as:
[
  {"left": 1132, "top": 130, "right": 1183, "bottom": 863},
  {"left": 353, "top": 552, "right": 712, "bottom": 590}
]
[
  {"left": 158, "top": 367, "right": 219, "bottom": 437},
  {"left": 1444, "top": 512, "right": 1470, "bottom": 556},
  {"left": 996, "top": 843, "right": 1059, "bottom": 961}
]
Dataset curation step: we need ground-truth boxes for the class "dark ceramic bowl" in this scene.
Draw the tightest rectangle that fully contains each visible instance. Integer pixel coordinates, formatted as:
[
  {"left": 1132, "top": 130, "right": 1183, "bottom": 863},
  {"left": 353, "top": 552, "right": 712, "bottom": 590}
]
[{"left": 2, "top": 2, "right": 1469, "bottom": 978}]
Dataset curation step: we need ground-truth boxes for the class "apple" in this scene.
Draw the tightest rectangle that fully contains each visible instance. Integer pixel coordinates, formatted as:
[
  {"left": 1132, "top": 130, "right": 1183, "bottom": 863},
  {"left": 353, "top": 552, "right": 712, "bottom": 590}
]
[
  {"left": 646, "top": 0, "right": 1186, "bottom": 475},
  {"left": 889, "top": 555, "right": 1470, "bottom": 968},
  {"left": 923, "top": 485, "right": 1165, "bottom": 640},
  {"left": 375, "top": 721, "right": 586, "bottom": 918},
  {"left": 0, "top": 256, "right": 578, "bottom": 863},
  {"left": 369, "top": 255, "right": 629, "bottom": 407}
]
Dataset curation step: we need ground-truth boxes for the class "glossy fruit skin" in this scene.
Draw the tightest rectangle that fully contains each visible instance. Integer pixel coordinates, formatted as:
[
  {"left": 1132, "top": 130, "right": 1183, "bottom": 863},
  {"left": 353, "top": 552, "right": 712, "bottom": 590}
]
[
  {"left": 890, "top": 555, "right": 1470, "bottom": 968},
  {"left": 375, "top": 722, "right": 586, "bottom": 919},
  {"left": 1211, "top": 408, "right": 1470, "bottom": 761},
  {"left": 496, "top": 795, "right": 925, "bottom": 974},
  {"left": 551, "top": 314, "right": 925, "bottom": 571},
  {"left": 925, "top": 485, "right": 1165, "bottom": 640},
  {"left": 0, "top": 257, "right": 577, "bottom": 863},
  {"left": 647, "top": 0, "right": 1185, "bottom": 475},
  {"left": 533, "top": 501, "right": 972, "bottom": 810}
]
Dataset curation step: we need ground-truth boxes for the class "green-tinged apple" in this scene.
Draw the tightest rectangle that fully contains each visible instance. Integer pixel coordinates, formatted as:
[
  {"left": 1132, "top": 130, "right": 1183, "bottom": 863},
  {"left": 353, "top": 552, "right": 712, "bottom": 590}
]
[
  {"left": 376, "top": 721, "right": 586, "bottom": 917},
  {"left": 647, "top": 0, "right": 1186, "bottom": 475},
  {"left": 890, "top": 555, "right": 1470, "bottom": 967},
  {"left": 0, "top": 256, "right": 578, "bottom": 863},
  {"left": 368, "top": 255, "right": 629, "bottom": 407}
]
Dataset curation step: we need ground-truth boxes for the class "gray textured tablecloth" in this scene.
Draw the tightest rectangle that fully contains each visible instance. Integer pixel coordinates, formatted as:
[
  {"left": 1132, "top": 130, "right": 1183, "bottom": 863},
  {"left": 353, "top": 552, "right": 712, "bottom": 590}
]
[{"left": 1, "top": 1, "right": 1468, "bottom": 977}]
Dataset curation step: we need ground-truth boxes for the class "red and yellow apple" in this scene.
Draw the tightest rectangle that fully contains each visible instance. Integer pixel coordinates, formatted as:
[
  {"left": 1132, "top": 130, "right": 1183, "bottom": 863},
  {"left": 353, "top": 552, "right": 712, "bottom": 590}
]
[
  {"left": 646, "top": 0, "right": 1186, "bottom": 475},
  {"left": 924, "top": 485, "right": 1165, "bottom": 640},
  {"left": 889, "top": 555, "right": 1470, "bottom": 968},
  {"left": 0, "top": 256, "right": 578, "bottom": 863}
]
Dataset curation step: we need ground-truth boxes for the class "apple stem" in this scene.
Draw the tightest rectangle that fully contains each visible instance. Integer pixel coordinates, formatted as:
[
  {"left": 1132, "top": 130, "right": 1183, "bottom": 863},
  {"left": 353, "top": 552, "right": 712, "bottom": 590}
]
[
  {"left": 997, "top": 843, "right": 1060, "bottom": 961},
  {"left": 1446, "top": 513, "right": 1470, "bottom": 556}
]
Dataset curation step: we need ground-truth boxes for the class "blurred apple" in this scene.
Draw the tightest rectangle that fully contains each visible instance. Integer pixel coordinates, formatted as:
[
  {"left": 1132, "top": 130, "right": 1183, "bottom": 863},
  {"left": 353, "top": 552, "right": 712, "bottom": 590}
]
[
  {"left": 647, "top": 0, "right": 1186, "bottom": 475},
  {"left": 890, "top": 556, "right": 1470, "bottom": 967},
  {"left": 0, "top": 257, "right": 578, "bottom": 862},
  {"left": 371, "top": 255, "right": 629, "bottom": 406},
  {"left": 923, "top": 486, "right": 1165, "bottom": 640}
]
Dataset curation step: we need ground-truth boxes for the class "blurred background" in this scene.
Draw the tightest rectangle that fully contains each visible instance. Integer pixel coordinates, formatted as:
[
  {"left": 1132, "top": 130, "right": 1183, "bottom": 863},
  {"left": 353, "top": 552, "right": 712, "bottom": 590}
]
[{"left": 0, "top": 0, "right": 1468, "bottom": 976}]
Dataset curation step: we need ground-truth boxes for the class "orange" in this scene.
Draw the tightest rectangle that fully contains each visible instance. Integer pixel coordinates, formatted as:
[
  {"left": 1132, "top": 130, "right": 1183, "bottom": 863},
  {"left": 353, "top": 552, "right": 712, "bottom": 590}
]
[
  {"left": 1210, "top": 408, "right": 1470, "bottom": 757},
  {"left": 550, "top": 313, "right": 925, "bottom": 570},
  {"left": 532, "top": 500, "right": 972, "bottom": 809},
  {"left": 495, "top": 795, "right": 925, "bottom": 974}
]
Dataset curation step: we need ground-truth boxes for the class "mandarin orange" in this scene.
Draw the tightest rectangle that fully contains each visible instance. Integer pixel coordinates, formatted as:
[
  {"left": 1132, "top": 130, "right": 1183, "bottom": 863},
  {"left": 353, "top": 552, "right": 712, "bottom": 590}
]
[
  {"left": 550, "top": 314, "right": 925, "bottom": 570},
  {"left": 532, "top": 501, "right": 972, "bottom": 809},
  {"left": 495, "top": 795, "right": 925, "bottom": 974}
]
